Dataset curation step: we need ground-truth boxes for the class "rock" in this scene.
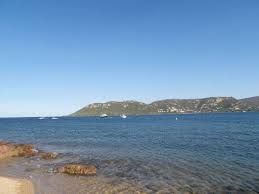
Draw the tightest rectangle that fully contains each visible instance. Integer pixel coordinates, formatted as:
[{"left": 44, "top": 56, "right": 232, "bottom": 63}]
[
  {"left": 47, "top": 168, "right": 55, "bottom": 173},
  {"left": 40, "top": 152, "right": 58, "bottom": 160},
  {"left": 0, "top": 142, "right": 38, "bottom": 159},
  {"left": 57, "top": 164, "right": 97, "bottom": 176},
  {"left": 16, "top": 144, "right": 38, "bottom": 157},
  {"left": 0, "top": 143, "right": 11, "bottom": 154}
]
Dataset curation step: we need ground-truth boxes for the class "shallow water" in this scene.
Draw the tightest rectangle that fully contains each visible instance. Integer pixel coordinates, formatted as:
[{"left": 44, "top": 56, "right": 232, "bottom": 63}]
[{"left": 0, "top": 113, "right": 259, "bottom": 193}]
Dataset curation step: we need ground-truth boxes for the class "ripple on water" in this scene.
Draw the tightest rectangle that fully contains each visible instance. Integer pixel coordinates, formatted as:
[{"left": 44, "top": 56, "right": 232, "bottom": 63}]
[{"left": 0, "top": 113, "right": 258, "bottom": 193}]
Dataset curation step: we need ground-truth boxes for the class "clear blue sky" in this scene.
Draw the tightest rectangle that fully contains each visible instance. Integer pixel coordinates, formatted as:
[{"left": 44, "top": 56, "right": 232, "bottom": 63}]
[{"left": 0, "top": 0, "right": 258, "bottom": 117}]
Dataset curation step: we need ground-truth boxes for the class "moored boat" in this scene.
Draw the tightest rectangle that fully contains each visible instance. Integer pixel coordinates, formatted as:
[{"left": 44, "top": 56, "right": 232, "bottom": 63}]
[
  {"left": 100, "top": 114, "right": 108, "bottom": 118},
  {"left": 120, "top": 114, "right": 127, "bottom": 119}
]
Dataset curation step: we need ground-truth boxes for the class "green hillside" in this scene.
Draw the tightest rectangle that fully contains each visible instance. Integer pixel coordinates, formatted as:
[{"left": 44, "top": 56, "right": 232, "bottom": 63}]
[{"left": 71, "top": 96, "right": 259, "bottom": 116}]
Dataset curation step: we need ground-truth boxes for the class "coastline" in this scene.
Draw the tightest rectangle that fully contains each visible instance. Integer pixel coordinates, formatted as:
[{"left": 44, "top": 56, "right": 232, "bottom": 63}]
[
  {"left": 0, "top": 158, "right": 147, "bottom": 194},
  {"left": 0, "top": 141, "right": 147, "bottom": 194},
  {"left": 68, "top": 111, "right": 258, "bottom": 117},
  {"left": 0, "top": 142, "right": 36, "bottom": 194}
]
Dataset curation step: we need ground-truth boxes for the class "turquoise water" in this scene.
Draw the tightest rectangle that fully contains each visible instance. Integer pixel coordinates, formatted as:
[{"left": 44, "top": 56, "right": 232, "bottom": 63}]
[{"left": 0, "top": 113, "right": 259, "bottom": 193}]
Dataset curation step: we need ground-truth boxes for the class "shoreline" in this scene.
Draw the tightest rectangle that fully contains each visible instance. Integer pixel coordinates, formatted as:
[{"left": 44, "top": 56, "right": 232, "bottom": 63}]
[
  {"left": 0, "top": 157, "right": 147, "bottom": 194},
  {"left": 0, "top": 142, "right": 36, "bottom": 194},
  {"left": 0, "top": 141, "right": 147, "bottom": 194}
]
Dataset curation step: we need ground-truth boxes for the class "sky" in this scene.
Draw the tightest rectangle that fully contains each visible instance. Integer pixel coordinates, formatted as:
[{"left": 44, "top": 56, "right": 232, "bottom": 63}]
[{"left": 0, "top": 0, "right": 258, "bottom": 117}]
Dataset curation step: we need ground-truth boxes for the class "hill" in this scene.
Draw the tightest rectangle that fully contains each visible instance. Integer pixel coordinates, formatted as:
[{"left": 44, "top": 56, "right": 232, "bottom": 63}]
[
  {"left": 240, "top": 96, "right": 259, "bottom": 106},
  {"left": 70, "top": 96, "right": 259, "bottom": 116}
]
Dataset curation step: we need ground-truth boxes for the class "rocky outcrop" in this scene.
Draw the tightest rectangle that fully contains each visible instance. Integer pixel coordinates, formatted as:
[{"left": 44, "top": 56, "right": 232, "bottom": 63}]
[
  {"left": 16, "top": 144, "right": 38, "bottom": 157},
  {"left": 0, "top": 141, "right": 61, "bottom": 161},
  {"left": 57, "top": 164, "right": 97, "bottom": 176},
  {"left": 0, "top": 142, "right": 38, "bottom": 159},
  {"left": 40, "top": 152, "right": 58, "bottom": 160}
]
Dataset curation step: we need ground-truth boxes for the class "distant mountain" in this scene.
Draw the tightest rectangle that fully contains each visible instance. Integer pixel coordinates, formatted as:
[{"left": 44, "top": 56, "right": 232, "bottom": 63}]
[
  {"left": 70, "top": 96, "right": 259, "bottom": 116},
  {"left": 71, "top": 101, "right": 150, "bottom": 116},
  {"left": 240, "top": 96, "right": 259, "bottom": 106}
]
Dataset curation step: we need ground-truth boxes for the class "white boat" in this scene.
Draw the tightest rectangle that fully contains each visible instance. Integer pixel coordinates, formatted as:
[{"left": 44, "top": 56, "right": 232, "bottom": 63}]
[
  {"left": 176, "top": 117, "right": 178, "bottom": 121},
  {"left": 38, "top": 117, "right": 45, "bottom": 120},
  {"left": 100, "top": 114, "right": 108, "bottom": 118},
  {"left": 120, "top": 114, "right": 127, "bottom": 119},
  {"left": 51, "top": 117, "right": 59, "bottom": 120}
]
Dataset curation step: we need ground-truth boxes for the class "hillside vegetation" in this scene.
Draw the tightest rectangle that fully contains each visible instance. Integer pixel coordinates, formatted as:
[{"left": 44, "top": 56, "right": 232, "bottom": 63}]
[{"left": 71, "top": 96, "right": 259, "bottom": 116}]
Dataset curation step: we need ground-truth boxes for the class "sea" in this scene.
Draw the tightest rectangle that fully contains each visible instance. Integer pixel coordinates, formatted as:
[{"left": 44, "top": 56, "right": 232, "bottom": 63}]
[{"left": 0, "top": 112, "right": 258, "bottom": 193}]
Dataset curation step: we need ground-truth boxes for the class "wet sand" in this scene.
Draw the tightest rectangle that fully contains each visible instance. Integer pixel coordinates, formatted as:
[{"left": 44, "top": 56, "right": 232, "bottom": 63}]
[{"left": 0, "top": 176, "right": 34, "bottom": 194}]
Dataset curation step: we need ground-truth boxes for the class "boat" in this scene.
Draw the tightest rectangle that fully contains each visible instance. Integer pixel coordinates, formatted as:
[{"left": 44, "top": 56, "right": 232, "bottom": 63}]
[
  {"left": 100, "top": 114, "right": 108, "bottom": 118},
  {"left": 176, "top": 117, "right": 178, "bottom": 121},
  {"left": 51, "top": 117, "right": 59, "bottom": 120},
  {"left": 38, "top": 117, "right": 45, "bottom": 120},
  {"left": 120, "top": 114, "right": 127, "bottom": 119}
]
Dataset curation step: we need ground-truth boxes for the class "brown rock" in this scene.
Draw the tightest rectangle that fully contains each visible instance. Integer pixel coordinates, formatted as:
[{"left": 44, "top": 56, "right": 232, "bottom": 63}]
[
  {"left": 0, "top": 143, "right": 11, "bottom": 154},
  {"left": 16, "top": 144, "right": 37, "bottom": 157},
  {"left": 0, "top": 142, "right": 15, "bottom": 159},
  {"left": 57, "top": 164, "right": 97, "bottom": 176},
  {"left": 40, "top": 152, "right": 58, "bottom": 160},
  {"left": 0, "top": 142, "right": 38, "bottom": 159}
]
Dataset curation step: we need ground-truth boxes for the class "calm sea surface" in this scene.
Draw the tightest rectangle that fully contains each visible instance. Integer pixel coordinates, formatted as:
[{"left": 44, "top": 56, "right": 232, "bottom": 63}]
[{"left": 0, "top": 113, "right": 259, "bottom": 193}]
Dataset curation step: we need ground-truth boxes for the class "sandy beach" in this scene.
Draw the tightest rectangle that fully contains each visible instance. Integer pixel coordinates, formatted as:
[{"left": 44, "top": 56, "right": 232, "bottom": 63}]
[{"left": 0, "top": 176, "right": 34, "bottom": 194}]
